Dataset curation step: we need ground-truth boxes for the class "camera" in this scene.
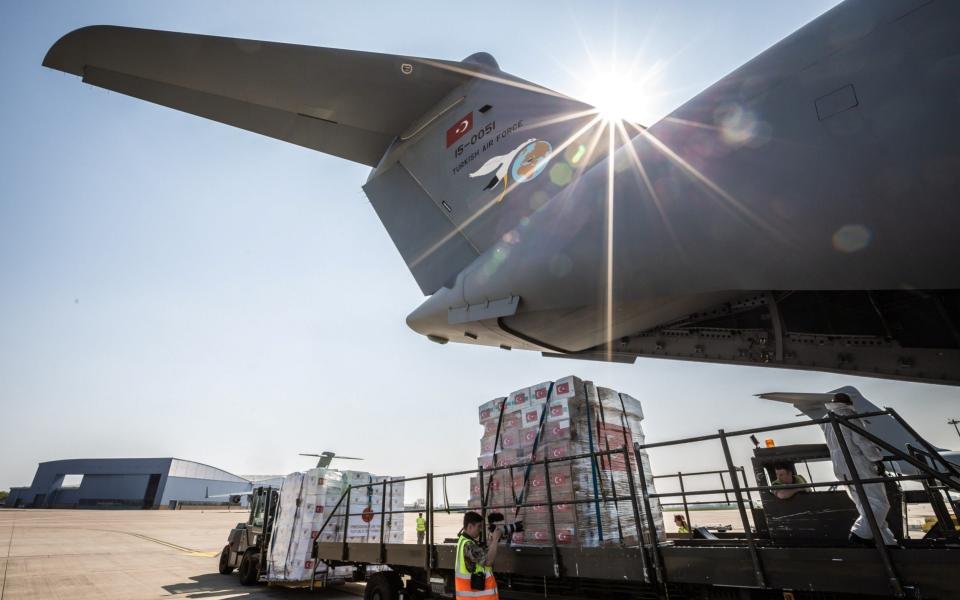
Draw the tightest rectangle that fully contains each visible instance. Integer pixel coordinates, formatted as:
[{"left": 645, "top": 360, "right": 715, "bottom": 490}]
[{"left": 487, "top": 512, "right": 524, "bottom": 537}]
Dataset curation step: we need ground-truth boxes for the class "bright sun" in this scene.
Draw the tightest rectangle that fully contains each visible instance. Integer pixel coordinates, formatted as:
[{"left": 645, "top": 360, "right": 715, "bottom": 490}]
[{"left": 581, "top": 64, "right": 662, "bottom": 127}]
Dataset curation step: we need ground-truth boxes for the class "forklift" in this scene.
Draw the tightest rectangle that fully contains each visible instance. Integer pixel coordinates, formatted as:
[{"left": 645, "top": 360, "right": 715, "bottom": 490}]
[
  {"left": 218, "top": 486, "right": 279, "bottom": 585},
  {"left": 218, "top": 452, "right": 361, "bottom": 586}
]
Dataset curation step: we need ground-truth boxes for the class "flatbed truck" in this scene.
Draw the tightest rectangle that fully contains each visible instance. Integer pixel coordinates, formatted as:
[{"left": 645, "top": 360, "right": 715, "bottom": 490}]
[{"left": 220, "top": 407, "right": 960, "bottom": 599}]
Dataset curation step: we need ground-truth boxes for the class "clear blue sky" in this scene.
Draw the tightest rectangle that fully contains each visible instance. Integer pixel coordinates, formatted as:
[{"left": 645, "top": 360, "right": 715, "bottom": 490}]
[{"left": 2, "top": 1, "right": 958, "bottom": 496}]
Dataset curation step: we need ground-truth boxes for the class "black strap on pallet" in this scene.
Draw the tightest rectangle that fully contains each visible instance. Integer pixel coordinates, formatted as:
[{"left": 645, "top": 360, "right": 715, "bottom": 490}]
[
  {"left": 588, "top": 385, "right": 625, "bottom": 543},
  {"left": 482, "top": 397, "right": 509, "bottom": 508},
  {"left": 513, "top": 382, "right": 555, "bottom": 520},
  {"left": 583, "top": 381, "right": 605, "bottom": 542}
]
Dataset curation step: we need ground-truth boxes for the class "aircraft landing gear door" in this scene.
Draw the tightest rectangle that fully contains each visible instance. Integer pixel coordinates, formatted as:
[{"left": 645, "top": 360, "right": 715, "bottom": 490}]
[{"left": 363, "top": 161, "right": 478, "bottom": 295}]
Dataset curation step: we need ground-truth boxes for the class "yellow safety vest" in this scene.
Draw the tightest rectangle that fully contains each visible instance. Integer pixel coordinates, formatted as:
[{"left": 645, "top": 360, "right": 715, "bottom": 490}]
[
  {"left": 416, "top": 517, "right": 426, "bottom": 532},
  {"left": 454, "top": 534, "right": 498, "bottom": 598}
]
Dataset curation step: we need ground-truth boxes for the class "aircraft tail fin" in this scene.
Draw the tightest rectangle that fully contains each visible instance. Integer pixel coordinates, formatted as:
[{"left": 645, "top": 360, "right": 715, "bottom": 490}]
[
  {"left": 363, "top": 70, "right": 605, "bottom": 295},
  {"left": 361, "top": 68, "right": 600, "bottom": 294}
]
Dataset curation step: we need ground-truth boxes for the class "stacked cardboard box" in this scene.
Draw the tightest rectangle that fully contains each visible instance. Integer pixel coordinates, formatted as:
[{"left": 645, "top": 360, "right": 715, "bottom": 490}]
[
  {"left": 267, "top": 468, "right": 404, "bottom": 582},
  {"left": 469, "top": 376, "right": 663, "bottom": 547},
  {"left": 340, "top": 470, "right": 406, "bottom": 544}
]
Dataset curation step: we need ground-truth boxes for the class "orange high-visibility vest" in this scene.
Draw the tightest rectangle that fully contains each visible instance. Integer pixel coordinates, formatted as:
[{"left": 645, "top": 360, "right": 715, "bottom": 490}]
[{"left": 454, "top": 534, "right": 498, "bottom": 598}]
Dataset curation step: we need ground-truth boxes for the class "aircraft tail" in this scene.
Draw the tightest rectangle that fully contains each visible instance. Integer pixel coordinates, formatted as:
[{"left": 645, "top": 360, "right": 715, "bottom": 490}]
[
  {"left": 44, "top": 26, "right": 603, "bottom": 295},
  {"left": 361, "top": 61, "right": 600, "bottom": 294}
]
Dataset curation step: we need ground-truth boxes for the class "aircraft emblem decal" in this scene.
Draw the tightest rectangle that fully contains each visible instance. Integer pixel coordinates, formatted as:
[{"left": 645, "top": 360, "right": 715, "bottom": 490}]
[{"left": 469, "top": 138, "right": 553, "bottom": 202}]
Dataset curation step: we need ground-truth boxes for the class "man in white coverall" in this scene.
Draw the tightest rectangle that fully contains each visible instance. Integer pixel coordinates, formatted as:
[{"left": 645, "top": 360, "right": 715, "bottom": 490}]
[{"left": 823, "top": 392, "right": 897, "bottom": 546}]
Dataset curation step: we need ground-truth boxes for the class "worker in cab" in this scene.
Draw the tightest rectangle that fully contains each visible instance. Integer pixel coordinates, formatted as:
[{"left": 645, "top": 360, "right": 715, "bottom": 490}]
[
  {"left": 416, "top": 512, "right": 426, "bottom": 544},
  {"left": 674, "top": 514, "right": 690, "bottom": 533},
  {"left": 455, "top": 511, "right": 500, "bottom": 599},
  {"left": 770, "top": 462, "right": 808, "bottom": 500}
]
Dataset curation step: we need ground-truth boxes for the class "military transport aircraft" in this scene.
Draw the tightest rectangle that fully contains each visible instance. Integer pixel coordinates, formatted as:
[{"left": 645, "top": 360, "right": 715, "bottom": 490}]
[{"left": 43, "top": 0, "right": 960, "bottom": 385}]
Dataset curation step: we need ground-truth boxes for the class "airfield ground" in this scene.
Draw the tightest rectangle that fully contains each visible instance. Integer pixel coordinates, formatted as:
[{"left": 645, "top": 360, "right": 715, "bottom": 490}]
[
  {"left": 0, "top": 507, "right": 361, "bottom": 599},
  {"left": 0, "top": 506, "right": 937, "bottom": 599},
  {"left": 0, "top": 508, "right": 477, "bottom": 600}
]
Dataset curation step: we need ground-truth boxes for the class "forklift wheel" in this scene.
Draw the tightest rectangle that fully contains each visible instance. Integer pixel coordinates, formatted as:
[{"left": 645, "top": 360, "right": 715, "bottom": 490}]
[
  {"left": 364, "top": 572, "right": 401, "bottom": 600},
  {"left": 218, "top": 545, "right": 234, "bottom": 575},
  {"left": 238, "top": 549, "right": 259, "bottom": 586}
]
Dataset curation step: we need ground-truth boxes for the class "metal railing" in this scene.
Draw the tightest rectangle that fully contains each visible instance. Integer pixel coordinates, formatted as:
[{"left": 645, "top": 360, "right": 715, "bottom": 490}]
[
  {"left": 631, "top": 408, "right": 960, "bottom": 598},
  {"left": 293, "top": 407, "right": 960, "bottom": 599},
  {"left": 652, "top": 467, "right": 752, "bottom": 535},
  {"left": 307, "top": 443, "right": 654, "bottom": 587}
]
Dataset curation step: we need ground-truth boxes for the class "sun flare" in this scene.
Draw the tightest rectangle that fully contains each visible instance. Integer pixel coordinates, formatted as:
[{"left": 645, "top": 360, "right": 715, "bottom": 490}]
[{"left": 582, "top": 65, "right": 661, "bottom": 126}]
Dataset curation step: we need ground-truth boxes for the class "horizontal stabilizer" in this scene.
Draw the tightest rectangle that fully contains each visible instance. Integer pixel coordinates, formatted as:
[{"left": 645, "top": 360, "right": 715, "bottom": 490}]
[{"left": 43, "top": 26, "right": 474, "bottom": 166}]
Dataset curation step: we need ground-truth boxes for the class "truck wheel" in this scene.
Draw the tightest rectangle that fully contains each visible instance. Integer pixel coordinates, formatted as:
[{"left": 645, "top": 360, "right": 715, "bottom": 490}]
[
  {"left": 218, "top": 545, "right": 234, "bottom": 574},
  {"left": 364, "top": 572, "right": 400, "bottom": 600},
  {"left": 238, "top": 549, "right": 259, "bottom": 586}
]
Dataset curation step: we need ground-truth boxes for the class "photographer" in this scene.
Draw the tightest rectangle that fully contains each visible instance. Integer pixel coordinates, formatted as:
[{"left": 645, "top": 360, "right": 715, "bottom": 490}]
[{"left": 455, "top": 511, "right": 500, "bottom": 599}]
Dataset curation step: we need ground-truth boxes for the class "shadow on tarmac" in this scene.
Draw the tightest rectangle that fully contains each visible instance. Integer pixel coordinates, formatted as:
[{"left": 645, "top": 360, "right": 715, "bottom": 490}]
[{"left": 163, "top": 572, "right": 364, "bottom": 598}]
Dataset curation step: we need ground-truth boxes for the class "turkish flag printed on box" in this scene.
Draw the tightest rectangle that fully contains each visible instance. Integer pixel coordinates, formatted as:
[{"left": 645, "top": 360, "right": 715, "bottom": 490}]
[
  {"left": 446, "top": 112, "right": 473, "bottom": 147},
  {"left": 522, "top": 428, "right": 538, "bottom": 447},
  {"left": 534, "top": 442, "right": 570, "bottom": 462},
  {"left": 532, "top": 383, "right": 551, "bottom": 401},
  {"left": 481, "top": 436, "right": 496, "bottom": 454},
  {"left": 548, "top": 402, "right": 569, "bottom": 421},
  {"left": 544, "top": 420, "right": 571, "bottom": 442},
  {"left": 597, "top": 423, "right": 632, "bottom": 471},
  {"left": 555, "top": 528, "right": 575, "bottom": 544},
  {"left": 502, "top": 411, "right": 521, "bottom": 430}
]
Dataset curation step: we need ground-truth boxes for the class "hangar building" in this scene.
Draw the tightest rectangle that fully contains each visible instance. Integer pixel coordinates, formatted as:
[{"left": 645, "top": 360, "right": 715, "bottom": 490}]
[{"left": 4, "top": 458, "right": 251, "bottom": 509}]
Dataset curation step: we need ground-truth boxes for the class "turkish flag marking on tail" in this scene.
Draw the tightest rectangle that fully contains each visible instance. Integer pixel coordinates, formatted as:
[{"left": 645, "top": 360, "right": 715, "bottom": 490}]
[{"left": 446, "top": 112, "right": 473, "bottom": 147}]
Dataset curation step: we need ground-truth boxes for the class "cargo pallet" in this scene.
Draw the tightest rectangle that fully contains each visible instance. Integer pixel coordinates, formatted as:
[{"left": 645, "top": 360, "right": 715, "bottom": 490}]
[{"left": 256, "top": 408, "right": 960, "bottom": 599}]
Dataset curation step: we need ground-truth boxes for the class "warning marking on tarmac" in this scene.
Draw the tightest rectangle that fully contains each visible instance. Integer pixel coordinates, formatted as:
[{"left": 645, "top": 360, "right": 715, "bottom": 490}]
[
  {"left": 6, "top": 525, "right": 218, "bottom": 556},
  {"left": 117, "top": 531, "right": 220, "bottom": 556}
]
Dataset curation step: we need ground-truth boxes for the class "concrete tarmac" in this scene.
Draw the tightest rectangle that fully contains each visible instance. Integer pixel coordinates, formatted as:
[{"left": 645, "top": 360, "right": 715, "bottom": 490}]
[
  {"left": 0, "top": 508, "right": 364, "bottom": 600},
  {"left": 1, "top": 505, "right": 935, "bottom": 599}
]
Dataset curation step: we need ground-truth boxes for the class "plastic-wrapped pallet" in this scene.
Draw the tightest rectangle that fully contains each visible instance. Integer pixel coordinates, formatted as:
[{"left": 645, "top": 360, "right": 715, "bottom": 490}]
[
  {"left": 470, "top": 376, "right": 664, "bottom": 548},
  {"left": 267, "top": 468, "right": 355, "bottom": 582},
  {"left": 266, "top": 472, "right": 306, "bottom": 581},
  {"left": 587, "top": 385, "right": 664, "bottom": 545}
]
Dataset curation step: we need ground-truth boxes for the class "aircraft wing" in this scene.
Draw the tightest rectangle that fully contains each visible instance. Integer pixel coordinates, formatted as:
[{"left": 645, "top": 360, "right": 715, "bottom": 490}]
[
  {"left": 42, "top": 26, "right": 474, "bottom": 166},
  {"left": 206, "top": 491, "right": 253, "bottom": 499}
]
